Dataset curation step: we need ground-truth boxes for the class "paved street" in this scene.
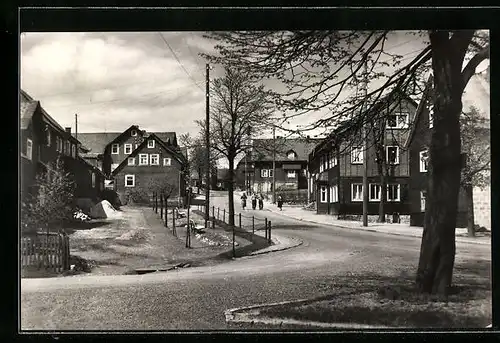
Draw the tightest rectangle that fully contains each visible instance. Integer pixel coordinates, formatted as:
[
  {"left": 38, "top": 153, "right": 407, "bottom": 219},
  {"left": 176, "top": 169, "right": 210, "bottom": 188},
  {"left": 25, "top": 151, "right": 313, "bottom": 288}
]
[{"left": 21, "top": 191, "right": 490, "bottom": 330}]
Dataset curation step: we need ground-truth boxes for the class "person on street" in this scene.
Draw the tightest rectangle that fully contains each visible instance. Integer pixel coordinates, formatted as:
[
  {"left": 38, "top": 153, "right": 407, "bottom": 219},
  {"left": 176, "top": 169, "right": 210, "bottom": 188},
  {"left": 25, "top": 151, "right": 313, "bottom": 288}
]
[
  {"left": 277, "top": 195, "right": 283, "bottom": 211},
  {"left": 258, "top": 194, "right": 264, "bottom": 210},
  {"left": 241, "top": 192, "right": 247, "bottom": 210},
  {"left": 251, "top": 193, "right": 257, "bottom": 210}
]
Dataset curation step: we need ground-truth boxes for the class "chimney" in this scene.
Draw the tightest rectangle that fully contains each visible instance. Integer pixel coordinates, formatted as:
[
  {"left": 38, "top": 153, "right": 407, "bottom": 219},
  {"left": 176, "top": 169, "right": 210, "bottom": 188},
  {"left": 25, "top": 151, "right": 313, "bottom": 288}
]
[{"left": 65, "top": 127, "right": 71, "bottom": 134}]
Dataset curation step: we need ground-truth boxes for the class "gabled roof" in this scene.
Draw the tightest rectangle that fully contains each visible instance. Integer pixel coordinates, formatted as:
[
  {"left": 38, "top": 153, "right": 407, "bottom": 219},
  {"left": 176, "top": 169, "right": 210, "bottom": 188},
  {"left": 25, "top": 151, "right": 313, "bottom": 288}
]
[
  {"left": 20, "top": 100, "right": 40, "bottom": 130},
  {"left": 246, "top": 138, "right": 320, "bottom": 163},
  {"left": 75, "top": 132, "right": 121, "bottom": 156},
  {"left": 20, "top": 89, "right": 66, "bottom": 134},
  {"left": 151, "top": 132, "right": 177, "bottom": 146},
  {"left": 106, "top": 125, "right": 143, "bottom": 148},
  {"left": 111, "top": 133, "right": 187, "bottom": 177}
]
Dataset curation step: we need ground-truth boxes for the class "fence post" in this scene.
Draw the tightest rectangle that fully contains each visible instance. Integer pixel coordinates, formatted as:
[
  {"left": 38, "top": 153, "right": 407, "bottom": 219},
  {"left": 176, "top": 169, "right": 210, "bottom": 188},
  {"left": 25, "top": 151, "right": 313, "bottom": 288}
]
[
  {"left": 232, "top": 223, "right": 236, "bottom": 258},
  {"left": 223, "top": 209, "right": 226, "bottom": 223},
  {"left": 265, "top": 218, "right": 268, "bottom": 240},
  {"left": 152, "top": 192, "right": 155, "bottom": 211},
  {"left": 217, "top": 207, "right": 220, "bottom": 221},
  {"left": 268, "top": 221, "right": 272, "bottom": 244},
  {"left": 252, "top": 216, "right": 255, "bottom": 235},
  {"left": 172, "top": 208, "right": 176, "bottom": 236},
  {"left": 212, "top": 206, "right": 215, "bottom": 219},
  {"left": 165, "top": 198, "right": 168, "bottom": 227},
  {"left": 155, "top": 192, "right": 158, "bottom": 213},
  {"left": 239, "top": 213, "right": 242, "bottom": 229}
]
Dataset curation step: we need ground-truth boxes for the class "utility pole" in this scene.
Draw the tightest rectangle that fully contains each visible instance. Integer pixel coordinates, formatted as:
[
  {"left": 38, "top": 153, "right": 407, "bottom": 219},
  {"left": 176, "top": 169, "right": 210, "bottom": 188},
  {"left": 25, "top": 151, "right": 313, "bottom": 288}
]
[
  {"left": 75, "top": 113, "right": 78, "bottom": 141},
  {"left": 272, "top": 126, "right": 276, "bottom": 204},
  {"left": 362, "top": 57, "right": 369, "bottom": 227},
  {"left": 205, "top": 63, "right": 210, "bottom": 229}
]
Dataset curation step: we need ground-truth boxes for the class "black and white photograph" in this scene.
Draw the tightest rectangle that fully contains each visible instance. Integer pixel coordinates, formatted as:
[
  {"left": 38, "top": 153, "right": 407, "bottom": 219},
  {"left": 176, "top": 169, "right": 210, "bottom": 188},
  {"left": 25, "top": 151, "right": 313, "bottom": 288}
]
[{"left": 19, "top": 15, "right": 492, "bottom": 331}]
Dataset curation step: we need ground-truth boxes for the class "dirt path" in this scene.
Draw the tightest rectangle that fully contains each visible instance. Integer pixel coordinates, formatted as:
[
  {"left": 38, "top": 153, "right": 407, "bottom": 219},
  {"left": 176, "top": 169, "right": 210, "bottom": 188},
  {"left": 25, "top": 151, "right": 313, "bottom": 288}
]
[{"left": 68, "top": 206, "right": 244, "bottom": 275}]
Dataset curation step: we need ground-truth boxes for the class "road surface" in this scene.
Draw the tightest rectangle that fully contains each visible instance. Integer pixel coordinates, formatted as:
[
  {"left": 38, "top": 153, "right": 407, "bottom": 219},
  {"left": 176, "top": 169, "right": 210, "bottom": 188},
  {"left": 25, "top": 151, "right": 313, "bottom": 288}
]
[{"left": 21, "top": 191, "right": 490, "bottom": 330}]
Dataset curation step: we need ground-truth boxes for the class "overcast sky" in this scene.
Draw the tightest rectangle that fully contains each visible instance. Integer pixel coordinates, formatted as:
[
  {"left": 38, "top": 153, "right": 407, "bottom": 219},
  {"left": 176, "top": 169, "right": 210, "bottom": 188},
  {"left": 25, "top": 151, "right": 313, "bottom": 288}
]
[{"left": 20, "top": 31, "right": 436, "bottom": 142}]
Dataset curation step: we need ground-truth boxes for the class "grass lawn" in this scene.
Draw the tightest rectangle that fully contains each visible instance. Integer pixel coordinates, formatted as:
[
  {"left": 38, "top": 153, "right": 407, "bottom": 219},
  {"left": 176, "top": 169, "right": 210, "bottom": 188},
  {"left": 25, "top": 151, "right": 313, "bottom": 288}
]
[{"left": 254, "top": 259, "right": 491, "bottom": 328}]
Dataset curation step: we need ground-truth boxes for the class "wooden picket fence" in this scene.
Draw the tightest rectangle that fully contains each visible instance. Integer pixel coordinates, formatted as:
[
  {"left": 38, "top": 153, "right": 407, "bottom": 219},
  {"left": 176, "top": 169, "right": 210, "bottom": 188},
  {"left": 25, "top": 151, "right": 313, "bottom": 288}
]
[{"left": 21, "top": 231, "right": 70, "bottom": 272}]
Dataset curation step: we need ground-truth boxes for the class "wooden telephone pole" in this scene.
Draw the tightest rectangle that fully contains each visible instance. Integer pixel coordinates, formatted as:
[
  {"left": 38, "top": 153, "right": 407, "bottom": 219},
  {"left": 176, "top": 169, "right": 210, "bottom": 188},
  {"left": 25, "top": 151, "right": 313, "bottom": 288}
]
[
  {"left": 362, "top": 57, "right": 369, "bottom": 227},
  {"left": 205, "top": 63, "right": 210, "bottom": 229}
]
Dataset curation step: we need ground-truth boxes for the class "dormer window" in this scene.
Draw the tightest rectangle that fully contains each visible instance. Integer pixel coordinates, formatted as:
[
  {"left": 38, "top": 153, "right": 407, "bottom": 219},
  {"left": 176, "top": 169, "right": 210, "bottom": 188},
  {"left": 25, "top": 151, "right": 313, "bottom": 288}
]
[
  {"left": 287, "top": 150, "right": 297, "bottom": 160},
  {"left": 131, "top": 129, "right": 137, "bottom": 137},
  {"left": 147, "top": 140, "right": 155, "bottom": 148},
  {"left": 387, "top": 111, "right": 409, "bottom": 129}
]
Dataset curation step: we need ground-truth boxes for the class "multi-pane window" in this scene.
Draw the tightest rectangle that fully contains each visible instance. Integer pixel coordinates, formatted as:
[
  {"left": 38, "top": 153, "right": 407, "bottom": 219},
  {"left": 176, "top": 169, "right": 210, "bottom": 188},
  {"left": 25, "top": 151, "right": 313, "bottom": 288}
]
[
  {"left": 111, "top": 143, "right": 119, "bottom": 154},
  {"left": 26, "top": 138, "right": 33, "bottom": 160},
  {"left": 46, "top": 128, "right": 51, "bottom": 146},
  {"left": 91, "top": 172, "right": 96, "bottom": 188},
  {"left": 387, "top": 112, "right": 409, "bottom": 129},
  {"left": 287, "top": 151, "right": 296, "bottom": 160},
  {"left": 150, "top": 154, "right": 159, "bottom": 165},
  {"left": 139, "top": 154, "right": 148, "bottom": 165},
  {"left": 261, "top": 169, "right": 273, "bottom": 178},
  {"left": 125, "top": 174, "right": 135, "bottom": 187},
  {"left": 420, "top": 190, "right": 427, "bottom": 212},
  {"left": 369, "top": 184, "right": 381, "bottom": 201},
  {"left": 131, "top": 129, "right": 137, "bottom": 137},
  {"left": 386, "top": 146, "right": 400, "bottom": 165},
  {"left": 163, "top": 158, "right": 172, "bottom": 166},
  {"left": 124, "top": 144, "right": 132, "bottom": 154},
  {"left": 420, "top": 149, "right": 429, "bottom": 172},
  {"left": 287, "top": 170, "right": 296, "bottom": 178},
  {"left": 351, "top": 147, "right": 363, "bottom": 164},
  {"left": 147, "top": 140, "right": 155, "bottom": 148},
  {"left": 319, "top": 155, "right": 325, "bottom": 172},
  {"left": 127, "top": 157, "right": 135, "bottom": 166},
  {"left": 328, "top": 153, "right": 337, "bottom": 168},
  {"left": 329, "top": 184, "right": 338, "bottom": 203},
  {"left": 387, "top": 184, "right": 401, "bottom": 202},
  {"left": 351, "top": 183, "right": 363, "bottom": 202},
  {"left": 320, "top": 185, "right": 327, "bottom": 203}
]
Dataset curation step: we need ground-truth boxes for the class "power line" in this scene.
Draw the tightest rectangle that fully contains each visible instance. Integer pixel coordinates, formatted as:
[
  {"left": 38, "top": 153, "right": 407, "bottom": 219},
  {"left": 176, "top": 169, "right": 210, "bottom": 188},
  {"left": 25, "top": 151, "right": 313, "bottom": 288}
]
[{"left": 158, "top": 32, "right": 204, "bottom": 92}]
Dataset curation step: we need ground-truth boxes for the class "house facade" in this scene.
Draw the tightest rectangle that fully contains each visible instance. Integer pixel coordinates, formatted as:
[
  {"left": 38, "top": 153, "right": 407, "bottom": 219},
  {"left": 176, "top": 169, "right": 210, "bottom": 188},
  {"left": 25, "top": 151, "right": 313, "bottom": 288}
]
[
  {"left": 236, "top": 138, "right": 318, "bottom": 195},
  {"left": 110, "top": 133, "right": 187, "bottom": 204},
  {"left": 309, "top": 92, "right": 418, "bottom": 218},
  {"left": 20, "top": 90, "right": 104, "bottom": 202},
  {"left": 407, "top": 72, "right": 490, "bottom": 228}
]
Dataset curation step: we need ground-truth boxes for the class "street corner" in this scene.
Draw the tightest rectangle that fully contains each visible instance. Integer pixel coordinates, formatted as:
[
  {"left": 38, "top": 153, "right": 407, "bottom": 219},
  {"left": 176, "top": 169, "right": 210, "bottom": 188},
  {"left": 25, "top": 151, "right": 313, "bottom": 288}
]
[{"left": 249, "top": 234, "right": 303, "bottom": 256}]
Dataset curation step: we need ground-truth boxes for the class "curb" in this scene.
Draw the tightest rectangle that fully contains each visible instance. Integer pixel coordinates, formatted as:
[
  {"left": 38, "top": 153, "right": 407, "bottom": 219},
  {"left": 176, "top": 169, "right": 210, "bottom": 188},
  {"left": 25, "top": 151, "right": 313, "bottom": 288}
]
[
  {"left": 249, "top": 238, "right": 303, "bottom": 256},
  {"left": 268, "top": 208, "right": 490, "bottom": 246},
  {"left": 224, "top": 301, "right": 389, "bottom": 329}
]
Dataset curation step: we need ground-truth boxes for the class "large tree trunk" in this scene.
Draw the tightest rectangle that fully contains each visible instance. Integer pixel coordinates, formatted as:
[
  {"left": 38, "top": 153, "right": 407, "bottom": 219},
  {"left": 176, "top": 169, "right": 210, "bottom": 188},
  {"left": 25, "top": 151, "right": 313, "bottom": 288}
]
[
  {"left": 416, "top": 31, "right": 468, "bottom": 296},
  {"left": 227, "top": 157, "right": 235, "bottom": 227},
  {"left": 464, "top": 183, "right": 476, "bottom": 237}
]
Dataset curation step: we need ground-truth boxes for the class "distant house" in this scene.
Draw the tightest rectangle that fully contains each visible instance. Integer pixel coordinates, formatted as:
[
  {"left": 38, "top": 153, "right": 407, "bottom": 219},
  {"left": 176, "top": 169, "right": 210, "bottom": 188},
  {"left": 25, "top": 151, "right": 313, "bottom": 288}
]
[
  {"left": 215, "top": 167, "right": 231, "bottom": 190},
  {"left": 20, "top": 89, "right": 104, "bottom": 202},
  {"left": 76, "top": 125, "right": 188, "bottom": 205},
  {"left": 406, "top": 71, "right": 490, "bottom": 228},
  {"left": 308, "top": 90, "right": 419, "bottom": 218},
  {"left": 110, "top": 133, "right": 188, "bottom": 204},
  {"left": 236, "top": 138, "right": 319, "bottom": 194}
]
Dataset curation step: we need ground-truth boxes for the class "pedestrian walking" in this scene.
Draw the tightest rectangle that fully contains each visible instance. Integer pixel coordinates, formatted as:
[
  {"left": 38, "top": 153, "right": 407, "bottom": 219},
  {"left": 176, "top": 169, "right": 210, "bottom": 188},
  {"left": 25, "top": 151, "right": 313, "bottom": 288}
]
[
  {"left": 258, "top": 194, "right": 264, "bottom": 210},
  {"left": 277, "top": 195, "right": 283, "bottom": 211},
  {"left": 251, "top": 193, "right": 257, "bottom": 210},
  {"left": 241, "top": 192, "right": 247, "bottom": 210}
]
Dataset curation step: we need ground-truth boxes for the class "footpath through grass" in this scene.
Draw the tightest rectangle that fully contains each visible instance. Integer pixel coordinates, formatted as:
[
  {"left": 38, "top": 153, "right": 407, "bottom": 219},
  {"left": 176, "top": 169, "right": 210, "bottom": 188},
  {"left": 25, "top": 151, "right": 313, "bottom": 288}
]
[{"left": 250, "top": 259, "right": 491, "bottom": 328}]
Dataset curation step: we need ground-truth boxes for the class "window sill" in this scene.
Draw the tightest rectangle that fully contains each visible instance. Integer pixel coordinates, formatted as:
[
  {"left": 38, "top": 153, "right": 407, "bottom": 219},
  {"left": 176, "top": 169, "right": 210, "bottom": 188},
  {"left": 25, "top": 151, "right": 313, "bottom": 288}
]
[
  {"left": 420, "top": 170, "right": 428, "bottom": 173},
  {"left": 351, "top": 199, "right": 363, "bottom": 202},
  {"left": 351, "top": 162, "right": 363, "bottom": 165}
]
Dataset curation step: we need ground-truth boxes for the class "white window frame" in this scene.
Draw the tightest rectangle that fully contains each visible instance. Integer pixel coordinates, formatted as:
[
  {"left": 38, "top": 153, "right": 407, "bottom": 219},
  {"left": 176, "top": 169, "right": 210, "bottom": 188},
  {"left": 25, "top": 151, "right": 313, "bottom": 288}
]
[
  {"left": 131, "top": 129, "right": 137, "bottom": 137},
  {"left": 287, "top": 151, "right": 296, "bottom": 160},
  {"left": 319, "top": 155, "right": 325, "bottom": 173},
  {"left": 111, "top": 143, "right": 119, "bottom": 154},
  {"left": 387, "top": 112, "right": 409, "bottom": 129},
  {"left": 369, "top": 183, "right": 382, "bottom": 201},
  {"left": 387, "top": 184, "right": 401, "bottom": 202},
  {"left": 261, "top": 169, "right": 268, "bottom": 178},
  {"left": 268, "top": 169, "right": 273, "bottom": 178},
  {"left": 420, "top": 149, "right": 429, "bottom": 172},
  {"left": 163, "top": 158, "right": 172, "bottom": 166},
  {"left": 329, "top": 153, "right": 337, "bottom": 168},
  {"left": 26, "top": 138, "right": 33, "bottom": 160},
  {"left": 125, "top": 174, "right": 135, "bottom": 187},
  {"left": 420, "top": 190, "right": 426, "bottom": 212},
  {"left": 147, "top": 139, "right": 155, "bottom": 148},
  {"left": 139, "top": 154, "right": 148, "bottom": 166},
  {"left": 428, "top": 105, "right": 434, "bottom": 128},
  {"left": 124, "top": 144, "right": 132, "bottom": 155},
  {"left": 329, "top": 184, "right": 338, "bottom": 203},
  {"left": 287, "top": 170, "right": 296, "bottom": 178},
  {"left": 91, "top": 172, "right": 96, "bottom": 188},
  {"left": 386, "top": 146, "right": 400, "bottom": 165},
  {"left": 320, "top": 185, "right": 327, "bottom": 203},
  {"left": 150, "top": 154, "right": 160, "bottom": 165},
  {"left": 351, "top": 183, "right": 363, "bottom": 202},
  {"left": 351, "top": 147, "right": 363, "bottom": 164},
  {"left": 127, "top": 157, "right": 135, "bottom": 166}
]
